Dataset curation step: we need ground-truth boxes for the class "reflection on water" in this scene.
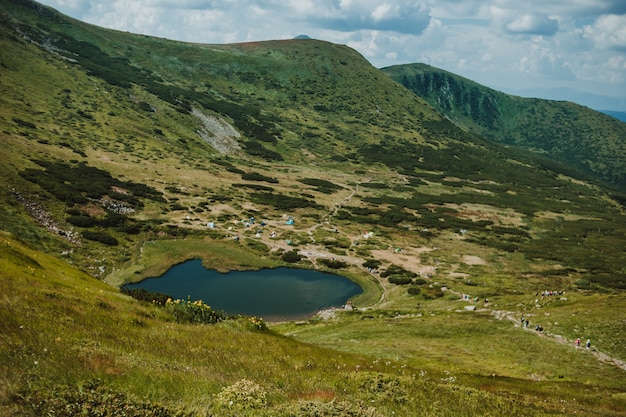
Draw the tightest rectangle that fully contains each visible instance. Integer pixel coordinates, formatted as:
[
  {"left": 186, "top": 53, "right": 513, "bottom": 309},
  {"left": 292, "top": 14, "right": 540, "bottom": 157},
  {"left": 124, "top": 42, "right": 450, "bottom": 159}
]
[{"left": 123, "top": 259, "right": 362, "bottom": 321}]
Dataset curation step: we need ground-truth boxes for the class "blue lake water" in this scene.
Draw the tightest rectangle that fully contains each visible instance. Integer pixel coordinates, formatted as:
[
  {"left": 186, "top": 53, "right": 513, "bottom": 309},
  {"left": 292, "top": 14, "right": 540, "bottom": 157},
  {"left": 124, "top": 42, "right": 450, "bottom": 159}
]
[{"left": 123, "top": 259, "right": 362, "bottom": 321}]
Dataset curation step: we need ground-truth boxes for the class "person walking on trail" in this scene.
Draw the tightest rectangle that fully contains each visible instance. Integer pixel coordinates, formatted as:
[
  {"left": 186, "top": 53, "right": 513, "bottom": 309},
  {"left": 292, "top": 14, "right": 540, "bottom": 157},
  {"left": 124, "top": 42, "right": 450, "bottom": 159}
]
[
  {"left": 576, "top": 338, "right": 581, "bottom": 348},
  {"left": 586, "top": 339, "right": 591, "bottom": 349}
]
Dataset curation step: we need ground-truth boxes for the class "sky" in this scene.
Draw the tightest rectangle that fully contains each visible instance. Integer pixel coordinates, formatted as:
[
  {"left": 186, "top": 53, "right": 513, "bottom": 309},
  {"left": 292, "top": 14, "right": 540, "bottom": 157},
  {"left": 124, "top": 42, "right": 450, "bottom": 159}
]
[{"left": 38, "top": 0, "right": 626, "bottom": 111}]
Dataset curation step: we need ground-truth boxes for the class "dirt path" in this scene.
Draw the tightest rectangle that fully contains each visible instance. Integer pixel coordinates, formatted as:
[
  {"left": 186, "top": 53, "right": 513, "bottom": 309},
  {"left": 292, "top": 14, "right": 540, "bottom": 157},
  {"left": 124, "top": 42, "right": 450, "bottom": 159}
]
[
  {"left": 303, "top": 183, "right": 359, "bottom": 246},
  {"left": 488, "top": 308, "right": 626, "bottom": 371}
]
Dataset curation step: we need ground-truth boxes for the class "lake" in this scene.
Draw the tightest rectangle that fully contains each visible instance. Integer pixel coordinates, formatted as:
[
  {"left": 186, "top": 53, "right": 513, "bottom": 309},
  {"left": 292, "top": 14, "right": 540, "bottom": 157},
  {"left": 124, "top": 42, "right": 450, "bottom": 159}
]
[{"left": 123, "top": 259, "right": 362, "bottom": 321}]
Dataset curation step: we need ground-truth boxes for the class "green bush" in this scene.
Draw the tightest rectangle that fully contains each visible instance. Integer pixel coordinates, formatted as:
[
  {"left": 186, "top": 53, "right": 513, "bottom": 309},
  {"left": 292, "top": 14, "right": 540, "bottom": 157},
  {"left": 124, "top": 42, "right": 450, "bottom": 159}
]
[
  {"left": 82, "top": 230, "right": 118, "bottom": 246},
  {"left": 241, "top": 172, "right": 279, "bottom": 183},
  {"left": 12, "top": 118, "right": 37, "bottom": 129},
  {"left": 320, "top": 258, "right": 347, "bottom": 269},
  {"left": 388, "top": 276, "right": 413, "bottom": 285},
  {"left": 66, "top": 215, "right": 97, "bottom": 227},
  {"left": 298, "top": 178, "right": 345, "bottom": 194},
  {"left": 249, "top": 192, "right": 321, "bottom": 210},
  {"left": 407, "top": 286, "right": 421, "bottom": 295},
  {"left": 164, "top": 297, "right": 226, "bottom": 324},
  {"left": 362, "top": 259, "right": 382, "bottom": 269},
  {"left": 24, "top": 380, "right": 192, "bottom": 417},
  {"left": 213, "top": 379, "right": 267, "bottom": 412},
  {"left": 121, "top": 287, "right": 172, "bottom": 305},
  {"left": 281, "top": 250, "right": 302, "bottom": 263}
]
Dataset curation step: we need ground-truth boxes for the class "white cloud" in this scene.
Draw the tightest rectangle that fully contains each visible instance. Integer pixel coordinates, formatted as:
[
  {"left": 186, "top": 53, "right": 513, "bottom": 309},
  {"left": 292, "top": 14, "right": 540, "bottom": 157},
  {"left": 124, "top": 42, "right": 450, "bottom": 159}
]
[
  {"left": 584, "top": 14, "right": 626, "bottom": 50},
  {"left": 505, "top": 15, "right": 559, "bottom": 35}
]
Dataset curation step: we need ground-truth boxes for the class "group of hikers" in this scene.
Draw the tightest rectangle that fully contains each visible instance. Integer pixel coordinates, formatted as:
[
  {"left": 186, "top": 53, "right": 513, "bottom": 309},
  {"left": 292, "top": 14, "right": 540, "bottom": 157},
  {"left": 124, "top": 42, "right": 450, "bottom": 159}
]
[
  {"left": 521, "top": 316, "right": 591, "bottom": 349},
  {"left": 520, "top": 316, "right": 543, "bottom": 332}
]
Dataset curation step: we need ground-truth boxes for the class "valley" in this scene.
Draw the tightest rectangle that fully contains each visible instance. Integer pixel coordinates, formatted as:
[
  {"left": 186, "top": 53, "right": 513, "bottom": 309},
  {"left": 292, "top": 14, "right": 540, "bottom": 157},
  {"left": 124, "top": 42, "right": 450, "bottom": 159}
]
[{"left": 1, "top": 1, "right": 625, "bottom": 415}]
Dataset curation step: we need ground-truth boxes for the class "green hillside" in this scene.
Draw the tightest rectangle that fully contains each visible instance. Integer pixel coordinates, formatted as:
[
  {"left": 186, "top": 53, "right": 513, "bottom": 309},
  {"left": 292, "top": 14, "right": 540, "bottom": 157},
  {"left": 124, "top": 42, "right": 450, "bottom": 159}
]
[
  {"left": 382, "top": 63, "right": 626, "bottom": 188},
  {"left": 1, "top": 0, "right": 625, "bottom": 415}
]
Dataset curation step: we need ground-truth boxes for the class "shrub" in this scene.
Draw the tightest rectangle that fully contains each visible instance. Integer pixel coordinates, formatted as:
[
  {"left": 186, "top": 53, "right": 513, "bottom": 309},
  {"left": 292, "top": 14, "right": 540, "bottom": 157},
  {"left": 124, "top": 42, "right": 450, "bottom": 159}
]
[
  {"left": 82, "top": 230, "right": 118, "bottom": 246},
  {"left": 362, "top": 259, "right": 381, "bottom": 269},
  {"left": 388, "top": 276, "right": 413, "bottom": 285},
  {"left": 23, "top": 380, "right": 191, "bottom": 417},
  {"left": 66, "top": 215, "right": 97, "bottom": 227},
  {"left": 281, "top": 250, "right": 302, "bottom": 263},
  {"left": 214, "top": 379, "right": 267, "bottom": 411},
  {"left": 575, "top": 278, "right": 592, "bottom": 290},
  {"left": 249, "top": 192, "right": 321, "bottom": 210},
  {"left": 298, "top": 178, "right": 345, "bottom": 194},
  {"left": 408, "top": 286, "right": 421, "bottom": 295},
  {"left": 12, "top": 118, "right": 37, "bottom": 129},
  {"left": 121, "top": 287, "right": 172, "bottom": 305},
  {"left": 349, "top": 372, "right": 408, "bottom": 404},
  {"left": 243, "top": 141, "right": 283, "bottom": 161},
  {"left": 278, "top": 399, "right": 381, "bottom": 416},
  {"left": 169, "top": 203, "right": 187, "bottom": 211},
  {"left": 241, "top": 171, "right": 279, "bottom": 183},
  {"left": 413, "top": 278, "right": 428, "bottom": 286},
  {"left": 164, "top": 297, "right": 226, "bottom": 324},
  {"left": 380, "top": 264, "right": 416, "bottom": 280},
  {"left": 320, "top": 258, "right": 347, "bottom": 269}
]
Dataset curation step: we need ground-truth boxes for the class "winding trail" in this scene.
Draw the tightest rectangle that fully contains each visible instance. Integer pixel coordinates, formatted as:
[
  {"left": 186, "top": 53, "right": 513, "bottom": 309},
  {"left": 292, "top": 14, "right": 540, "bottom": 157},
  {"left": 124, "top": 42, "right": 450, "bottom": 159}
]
[{"left": 487, "top": 308, "right": 626, "bottom": 371}]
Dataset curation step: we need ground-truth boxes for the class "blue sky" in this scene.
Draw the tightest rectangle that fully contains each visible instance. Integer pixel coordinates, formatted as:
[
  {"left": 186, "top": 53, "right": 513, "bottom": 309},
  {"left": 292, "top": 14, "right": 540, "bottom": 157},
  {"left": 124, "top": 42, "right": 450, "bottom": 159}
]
[{"left": 39, "top": 0, "right": 626, "bottom": 111}]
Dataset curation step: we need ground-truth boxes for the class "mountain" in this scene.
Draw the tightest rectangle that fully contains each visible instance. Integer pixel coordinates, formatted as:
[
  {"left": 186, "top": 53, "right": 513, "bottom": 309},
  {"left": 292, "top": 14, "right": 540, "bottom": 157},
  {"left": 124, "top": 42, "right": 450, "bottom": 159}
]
[
  {"left": 381, "top": 63, "right": 626, "bottom": 189},
  {"left": 1, "top": 1, "right": 626, "bottom": 415}
]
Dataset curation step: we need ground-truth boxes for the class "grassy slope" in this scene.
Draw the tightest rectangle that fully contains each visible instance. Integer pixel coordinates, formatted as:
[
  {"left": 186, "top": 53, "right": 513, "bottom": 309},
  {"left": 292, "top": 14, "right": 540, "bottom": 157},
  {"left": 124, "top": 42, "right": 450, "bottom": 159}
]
[
  {"left": 1, "top": 1, "right": 626, "bottom": 415},
  {"left": 2, "top": 231, "right": 625, "bottom": 416},
  {"left": 382, "top": 63, "right": 626, "bottom": 188}
]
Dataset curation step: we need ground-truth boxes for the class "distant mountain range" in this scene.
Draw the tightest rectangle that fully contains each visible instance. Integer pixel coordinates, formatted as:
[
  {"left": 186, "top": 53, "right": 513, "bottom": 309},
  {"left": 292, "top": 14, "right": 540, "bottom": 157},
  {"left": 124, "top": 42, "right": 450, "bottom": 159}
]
[
  {"left": 600, "top": 110, "right": 626, "bottom": 123},
  {"left": 502, "top": 86, "right": 626, "bottom": 115}
]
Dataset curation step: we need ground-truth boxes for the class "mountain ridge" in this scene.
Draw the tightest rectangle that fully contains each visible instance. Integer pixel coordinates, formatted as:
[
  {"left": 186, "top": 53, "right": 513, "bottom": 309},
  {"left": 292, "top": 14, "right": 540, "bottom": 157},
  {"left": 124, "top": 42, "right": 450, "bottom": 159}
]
[{"left": 381, "top": 63, "right": 626, "bottom": 188}]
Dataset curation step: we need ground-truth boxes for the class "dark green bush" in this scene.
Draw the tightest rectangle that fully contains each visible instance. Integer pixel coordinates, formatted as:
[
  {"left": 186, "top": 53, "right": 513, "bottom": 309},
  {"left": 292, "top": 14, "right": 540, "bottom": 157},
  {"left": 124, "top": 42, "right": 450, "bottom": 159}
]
[
  {"left": 380, "top": 264, "right": 416, "bottom": 279},
  {"left": 388, "top": 276, "right": 413, "bottom": 285},
  {"left": 82, "top": 231, "right": 118, "bottom": 246},
  {"left": 362, "top": 259, "right": 381, "bottom": 269},
  {"left": 169, "top": 203, "right": 187, "bottom": 211},
  {"left": 320, "top": 259, "right": 347, "bottom": 269},
  {"left": 248, "top": 192, "right": 321, "bottom": 210},
  {"left": 241, "top": 172, "right": 279, "bottom": 183},
  {"left": 12, "top": 118, "right": 37, "bottom": 129},
  {"left": 281, "top": 250, "right": 302, "bottom": 263},
  {"left": 235, "top": 183, "right": 274, "bottom": 191},
  {"left": 298, "top": 178, "right": 345, "bottom": 194},
  {"left": 66, "top": 215, "right": 97, "bottom": 227},
  {"left": 121, "top": 287, "right": 172, "bottom": 304},
  {"left": 407, "top": 286, "right": 421, "bottom": 295},
  {"left": 243, "top": 141, "right": 283, "bottom": 161}
]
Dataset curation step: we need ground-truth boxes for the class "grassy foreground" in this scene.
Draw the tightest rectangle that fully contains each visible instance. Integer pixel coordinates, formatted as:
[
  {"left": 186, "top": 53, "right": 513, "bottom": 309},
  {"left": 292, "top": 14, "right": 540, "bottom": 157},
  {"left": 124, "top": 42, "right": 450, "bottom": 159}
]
[{"left": 1, "top": 230, "right": 625, "bottom": 416}]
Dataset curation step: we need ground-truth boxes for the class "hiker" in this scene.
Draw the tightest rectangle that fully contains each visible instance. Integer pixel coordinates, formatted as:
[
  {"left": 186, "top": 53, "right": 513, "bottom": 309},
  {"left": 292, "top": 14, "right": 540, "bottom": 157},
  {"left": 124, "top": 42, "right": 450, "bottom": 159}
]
[
  {"left": 576, "top": 338, "right": 581, "bottom": 348},
  {"left": 586, "top": 339, "right": 591, "bottom": 349}
]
